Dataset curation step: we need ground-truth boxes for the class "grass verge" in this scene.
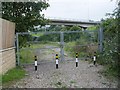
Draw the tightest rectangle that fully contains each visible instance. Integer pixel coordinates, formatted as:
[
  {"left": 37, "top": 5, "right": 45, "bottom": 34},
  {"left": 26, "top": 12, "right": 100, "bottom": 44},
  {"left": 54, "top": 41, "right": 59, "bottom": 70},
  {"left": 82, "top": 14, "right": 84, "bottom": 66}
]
[{"left": 2, "top": 66, "right": 26, "bottom": 84}]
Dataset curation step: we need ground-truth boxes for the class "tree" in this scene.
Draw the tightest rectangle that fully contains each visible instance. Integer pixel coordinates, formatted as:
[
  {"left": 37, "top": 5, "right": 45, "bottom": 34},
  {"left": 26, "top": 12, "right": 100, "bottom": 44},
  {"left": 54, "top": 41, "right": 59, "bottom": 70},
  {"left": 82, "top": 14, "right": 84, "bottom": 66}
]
[
  {"left": 2, "top": 1, "right": 49, "bottom": 47},
  {"left": 96, "top": 1, "right": 120, "bottom": 78},
  {"left": 2, "top": 1, "right": 49, "bottom": 33}
]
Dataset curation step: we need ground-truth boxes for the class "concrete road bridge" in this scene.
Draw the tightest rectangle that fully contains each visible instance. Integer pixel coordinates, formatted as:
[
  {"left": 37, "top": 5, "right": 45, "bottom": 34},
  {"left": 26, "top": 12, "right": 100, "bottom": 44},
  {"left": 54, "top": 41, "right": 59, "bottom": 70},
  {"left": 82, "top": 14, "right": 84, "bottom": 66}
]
[{"left": 48, "top": 18, "right": 101, "bottom": 29}]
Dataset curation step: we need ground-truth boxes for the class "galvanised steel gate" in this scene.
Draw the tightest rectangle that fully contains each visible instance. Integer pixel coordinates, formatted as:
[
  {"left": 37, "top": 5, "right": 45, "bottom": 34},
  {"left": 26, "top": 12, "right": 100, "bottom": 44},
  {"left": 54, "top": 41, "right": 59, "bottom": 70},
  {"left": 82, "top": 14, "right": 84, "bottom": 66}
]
[{"left": 16, "top": 28, "right": 103, "bottom": 65}]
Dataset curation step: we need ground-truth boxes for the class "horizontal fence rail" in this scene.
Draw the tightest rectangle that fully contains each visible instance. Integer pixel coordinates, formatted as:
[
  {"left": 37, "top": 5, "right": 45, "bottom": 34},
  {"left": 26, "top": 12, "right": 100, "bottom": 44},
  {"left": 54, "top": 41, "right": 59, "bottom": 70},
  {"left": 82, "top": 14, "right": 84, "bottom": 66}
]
[
  {"left": 20, "top": 47, "right": 60, "bottom": 51},
  {"left": 16, "top": 30, "right": 99, "bottom": 35}
]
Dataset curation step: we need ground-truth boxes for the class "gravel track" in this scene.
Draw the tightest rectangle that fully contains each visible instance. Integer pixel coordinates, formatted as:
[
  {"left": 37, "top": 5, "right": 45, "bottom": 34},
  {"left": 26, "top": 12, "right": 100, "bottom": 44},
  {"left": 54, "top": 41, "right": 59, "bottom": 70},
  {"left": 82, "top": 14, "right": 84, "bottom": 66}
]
[{"left": 9, "top": 47, "right": 117, "bottom": 88}]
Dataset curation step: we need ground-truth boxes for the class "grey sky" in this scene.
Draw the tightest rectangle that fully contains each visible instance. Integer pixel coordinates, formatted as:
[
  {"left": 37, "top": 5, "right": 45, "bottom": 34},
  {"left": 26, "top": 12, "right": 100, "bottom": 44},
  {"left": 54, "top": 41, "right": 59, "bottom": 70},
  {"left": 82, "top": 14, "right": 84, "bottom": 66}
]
[{"left": 42, "top": 0, "right": 117, "bottom": 21}]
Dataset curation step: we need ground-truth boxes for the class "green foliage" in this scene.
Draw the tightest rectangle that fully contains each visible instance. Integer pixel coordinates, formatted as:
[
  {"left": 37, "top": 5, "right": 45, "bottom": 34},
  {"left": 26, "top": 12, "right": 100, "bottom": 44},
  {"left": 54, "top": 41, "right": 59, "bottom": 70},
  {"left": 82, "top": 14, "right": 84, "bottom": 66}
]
[
  {"left": 99, "top": 64, "right": 119, "bottom": 80},
  {"left": 64, "top": 42, "right": 77, "bottom": 57},
  {"left": 97, "top": 2, "right": 119, "bottom": 78},
  {"left": 97, "top": 18, "right": 118, "bottom": 66},
  {"left": 20, "top": 49, "right": 34, "bottom": 64},
  {"left": 30, "top": 32, "right": 44, "bottom": 37},
  {"left": 2, "top": 2, "right": 49, "bottom": 32},
  {"left": 69, "top": 25, "right": 82, "bottom": 31},
  {"left": 47, "top": 25, "right": 62, "bottom": 31},
  {"left": 87, "top": 25, "right": 99, "bottom": 30},
  {"left": 62, "top": 26, "right": 98, "bottom": 58},
  {"left": 2, "top": 66, "right": 26, "bottom": 84},
  {"left": 2, "top": 1, "right": 49, "bottom": 32},
  {"left": 70, "top": 80, "right": 76, "bottom": 84},
  {"left": 62, "top": 26, "right": 82, "bottom": 42},
  {"left": 64, "top": 40, "right": 89, "bottom": 58},
  {"left": 0, "top": 75, "right": 2, "bottom": 85},
  {"left": 2, "top": 1, "right": 49, "bottom": 48},
  {"left": 37, "top": 33, "right": 60, "bottom": 42}
]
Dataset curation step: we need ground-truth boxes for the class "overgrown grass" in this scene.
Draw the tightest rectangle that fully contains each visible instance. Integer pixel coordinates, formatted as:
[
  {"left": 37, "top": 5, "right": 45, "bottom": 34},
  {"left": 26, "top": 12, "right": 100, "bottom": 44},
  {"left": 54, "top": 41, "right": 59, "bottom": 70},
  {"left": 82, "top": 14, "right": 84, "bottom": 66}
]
[
  {"left": 98, "top": 66, "right": 118, "bottom": 82},
  {"left": 0, "top": 75, "right": 2, "bottom": 85},
  {"left": 105, "top": 66, "right": 118, "bottom": 78},
  {"left": 20, "top": 49, "right": 34, "bottom": 64},
  {"left": 29, "top": 41, "right": 59, "bottom": 49},
  {"left": 2, "top": 66, "right": 26, "bottom": 84},
  {"left": 20, "top": 41, "right": 60, "bottom": 64},
  {"left": 70, "top": 80, "right": 76, "bottom": 84},
  {"left": 97, "top": 52, "right": 118, "bottom": 79},
  {"left": 64, "top": 41, "right": 88, "bottom": 58},
  {"left": 64, "top": 41, "right": 75, "bottom": 57}
]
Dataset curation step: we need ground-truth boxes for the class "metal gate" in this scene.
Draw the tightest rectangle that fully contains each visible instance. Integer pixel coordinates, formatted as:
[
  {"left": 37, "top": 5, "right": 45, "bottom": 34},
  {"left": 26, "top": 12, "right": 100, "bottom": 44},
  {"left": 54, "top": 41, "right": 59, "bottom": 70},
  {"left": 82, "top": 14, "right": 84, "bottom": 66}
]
[{"left": 16, "top": 28, "right": 103, "bottom": 65}]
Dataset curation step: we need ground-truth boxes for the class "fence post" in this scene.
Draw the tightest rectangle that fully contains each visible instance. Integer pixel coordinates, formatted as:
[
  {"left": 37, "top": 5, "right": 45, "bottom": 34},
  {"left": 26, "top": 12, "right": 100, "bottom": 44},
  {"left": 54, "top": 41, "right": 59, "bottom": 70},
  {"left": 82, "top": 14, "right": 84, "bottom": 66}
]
[
  {"left": 60, "top": 32, "right": 64, "bottom": 61},
  {"left": 16, "top": 33, "right": 20, "bottom": 66},
  {"left": 98, "top": 26, "right": 103, "bottom": 53}
]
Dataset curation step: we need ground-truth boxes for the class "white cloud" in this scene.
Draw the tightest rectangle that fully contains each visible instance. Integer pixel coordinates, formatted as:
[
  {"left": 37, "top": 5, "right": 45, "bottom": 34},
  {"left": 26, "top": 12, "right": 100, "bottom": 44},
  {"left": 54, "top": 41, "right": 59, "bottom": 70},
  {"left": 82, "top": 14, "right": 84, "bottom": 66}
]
[{"left": 42, "top": 0, "right": 117, "bottom": 21}]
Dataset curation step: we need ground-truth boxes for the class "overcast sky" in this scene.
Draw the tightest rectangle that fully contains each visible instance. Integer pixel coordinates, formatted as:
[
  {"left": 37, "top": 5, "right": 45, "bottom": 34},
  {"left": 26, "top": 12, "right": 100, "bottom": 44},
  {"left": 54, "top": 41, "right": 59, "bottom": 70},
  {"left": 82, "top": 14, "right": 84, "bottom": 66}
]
[{"left": 42, "top": 0, "right": 117, "bottom": 21}]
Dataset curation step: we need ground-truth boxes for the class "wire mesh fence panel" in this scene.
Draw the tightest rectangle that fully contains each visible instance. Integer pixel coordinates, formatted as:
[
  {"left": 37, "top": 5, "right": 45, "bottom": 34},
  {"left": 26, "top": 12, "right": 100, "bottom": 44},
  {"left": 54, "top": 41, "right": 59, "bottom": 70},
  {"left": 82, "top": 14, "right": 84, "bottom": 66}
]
[
  {"left": 16, "top": 29, "right": 100, "bottom": 65},
  {"left": 64, "top": 30, "right": 99, "bottom": 61},
  {"left": 17, "top": 32, "right": 61, "bottom": 65}
]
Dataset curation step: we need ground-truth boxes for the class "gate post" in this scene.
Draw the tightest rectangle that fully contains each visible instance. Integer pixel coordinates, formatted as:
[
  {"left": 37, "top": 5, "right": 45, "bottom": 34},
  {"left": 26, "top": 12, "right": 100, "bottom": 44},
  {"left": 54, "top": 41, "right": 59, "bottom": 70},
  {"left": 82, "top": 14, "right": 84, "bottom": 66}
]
[
  {"left": 16, "top": 33, "right": 20, "bottom": 65},
  {"left": 60, "top": 32, "right": 64, "bottom": 61},
  {"left": 98, "top": 26, "right": 103, "bottom": 53}
]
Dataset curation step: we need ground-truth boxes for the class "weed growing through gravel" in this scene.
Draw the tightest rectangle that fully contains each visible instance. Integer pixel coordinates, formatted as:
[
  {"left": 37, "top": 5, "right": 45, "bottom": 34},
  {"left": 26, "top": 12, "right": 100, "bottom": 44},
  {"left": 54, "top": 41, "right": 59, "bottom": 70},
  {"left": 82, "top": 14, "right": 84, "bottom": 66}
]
[
  {"left": 70, "top": 80, "right": 76, "bottom": 84},
  {"left": 54, "top": 81, "right": 67, "bottom": 88}
]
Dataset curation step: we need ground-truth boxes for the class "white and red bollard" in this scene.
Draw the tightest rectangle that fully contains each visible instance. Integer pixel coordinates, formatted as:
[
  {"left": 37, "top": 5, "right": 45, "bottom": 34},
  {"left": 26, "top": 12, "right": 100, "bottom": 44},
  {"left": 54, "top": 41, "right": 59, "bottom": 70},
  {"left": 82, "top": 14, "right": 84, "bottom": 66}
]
[
  {"left": 56, "top": 54, "right": 59, "bottom": 69},
  {"left": 34, "top": 56, "right": 37, "bottom": 71},
  {"left": 76, "top": 52, "right": 78, "bottom": 67}
]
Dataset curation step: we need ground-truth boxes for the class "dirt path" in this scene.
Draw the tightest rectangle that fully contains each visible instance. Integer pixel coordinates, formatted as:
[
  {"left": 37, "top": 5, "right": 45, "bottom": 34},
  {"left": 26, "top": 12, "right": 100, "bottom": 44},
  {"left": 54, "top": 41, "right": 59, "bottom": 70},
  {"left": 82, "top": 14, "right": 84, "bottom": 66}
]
[{"left": 9, "top": 47, "right": 117, "bottom": 88}]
